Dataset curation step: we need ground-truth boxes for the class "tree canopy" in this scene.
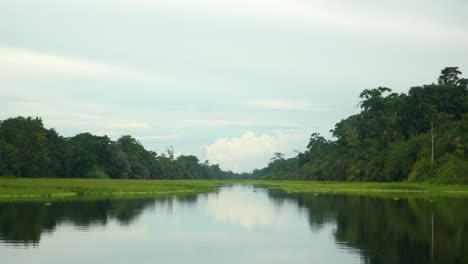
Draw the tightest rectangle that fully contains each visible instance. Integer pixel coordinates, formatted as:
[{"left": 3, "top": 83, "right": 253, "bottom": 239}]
[
  {"left": 252, "top": 67, "right": 468, "bottom": 183},
  {"left": 0, "top": 118, "right": 240, "bottom": 179}
]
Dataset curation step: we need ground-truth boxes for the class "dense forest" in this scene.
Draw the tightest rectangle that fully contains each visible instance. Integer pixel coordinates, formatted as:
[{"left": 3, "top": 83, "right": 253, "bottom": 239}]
[
  {"left": 0, "top": 118, "right": 239, "bottom": 179},
  {"left": 252, "top": 67, "right": 468, "bottom": 183},
  {"left": 1, "top": 67, "right": 466, "bottom": 182}
]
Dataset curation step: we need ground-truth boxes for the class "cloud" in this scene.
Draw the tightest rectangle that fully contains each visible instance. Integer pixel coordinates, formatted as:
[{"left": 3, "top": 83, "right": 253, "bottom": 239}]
[
  {"left": 136, "top": 134, "right": 182, "bottom": 140},
  {"left": 0, "top": 46, "right": 152, "bottom": 81},
  {"left": 109, "top": 122, "right": 150, "bottom": 129},
  {"left": 109, "top": 0, "right": 467, "bottom": 44},
  {"left": 50, "top": 112, "right": 101, "bottom": 120},
  {"left": 205, "top": 187, "right": 304, "bottom": 229},
  {"left": 204, "top": 130, "right": 309, "bottom": 172},
  {"left": 0, "top": 95, "right": 36, "bottom": 103},
  {"left": 9, "top": 112, "right": 150, "bottom": 131},
  {"left": 248, "top": 99, "right": 328, "bottom": 111},
  {"left": 177, "top": 119, "right": 307, "bottom": 129}
]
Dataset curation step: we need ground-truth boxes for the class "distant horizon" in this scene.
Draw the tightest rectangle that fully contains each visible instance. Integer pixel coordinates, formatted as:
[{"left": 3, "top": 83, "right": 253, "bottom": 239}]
[{"left": 1, "top": 0, "right": 467, "bottom": 172}]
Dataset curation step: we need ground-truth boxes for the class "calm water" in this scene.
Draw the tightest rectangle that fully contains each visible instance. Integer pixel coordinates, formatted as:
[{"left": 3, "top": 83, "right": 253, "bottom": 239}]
[{"left": 0, "top": 185, "right": 466, "bottom": 264}]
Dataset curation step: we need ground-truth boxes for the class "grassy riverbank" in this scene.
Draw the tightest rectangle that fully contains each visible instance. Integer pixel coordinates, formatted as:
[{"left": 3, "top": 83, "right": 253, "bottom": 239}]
[
  {"left": 0, "top": 178, "right": 218, "bottom": 201},
  {"left": 247, "top": 180, "right": 468, "bottom": 198},
  {"left": 0, "top": 178, "right": 467, "bottom": 201}
]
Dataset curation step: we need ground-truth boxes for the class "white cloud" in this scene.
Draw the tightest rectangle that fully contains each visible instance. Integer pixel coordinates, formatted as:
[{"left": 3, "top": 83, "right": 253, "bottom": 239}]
[
  {"left": 204, "top": 130, "right": 309, "bottom": 172},
  {"left": 0, "top": 46, "right": 153, "bottom": 81},
  {"left": 45, "top": 119, "right": 151, "bottom": 131},
  {"left": 110, "top": 122, "right": 150, "bottom": 129},
  {"left": 109, "top": 0, "right": 467, "bottom": 44},
  {"left": 136, "top": 134, "right": 182, "bottom": 140},
  {"left": 177, "top": 119, "right": 307, "bottom": 129},
  {"left": 205, "top": 186, "right": 305, "bottom": 229},
  {"left": 248, "top": 99, "right": 328, "bottom": 111},
  {"left": 50, "top": 112, "right": 101, "bottom": 120}
]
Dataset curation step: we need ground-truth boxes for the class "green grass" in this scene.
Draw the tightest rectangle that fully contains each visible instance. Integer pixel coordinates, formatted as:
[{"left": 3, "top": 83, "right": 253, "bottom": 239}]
[
  {"left": 239, "top": 180, "right": 468, "bottom": 198},
  {"left": 0, "top": 178, "right": 219, "bottom": 201},
  {"left": 0, "top": 178, "right": 467, "bottom": 202}
]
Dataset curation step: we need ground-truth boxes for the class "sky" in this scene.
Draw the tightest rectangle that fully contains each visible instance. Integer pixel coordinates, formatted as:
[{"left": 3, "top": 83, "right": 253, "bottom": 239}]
[{"left": 1, "top": 0, "right": 467, "bottom": 172}]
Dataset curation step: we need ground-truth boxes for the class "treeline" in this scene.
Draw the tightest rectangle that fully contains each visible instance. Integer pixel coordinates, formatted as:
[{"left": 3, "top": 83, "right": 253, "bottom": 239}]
[
  {"left": 0, "top": 118, "right": 240, "bottom": 179},
  {"left": 253, "top": 67, "right": 468, "bottom": 183}
]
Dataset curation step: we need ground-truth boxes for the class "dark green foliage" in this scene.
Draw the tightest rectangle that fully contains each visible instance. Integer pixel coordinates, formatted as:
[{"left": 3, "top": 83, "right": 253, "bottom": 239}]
[
  {"left": 0, "top": 119, "right": 238, "bottom": 180},
  {"left": 44, "top": 129, "right": 68, "bottom": 177},
  {"left": 0, "top": 117, "right": 47, "bottom": 177},
  {"left": 65, "top": 133, "right": 112, "bottom": 178},
  {"left": 252, "top": 154, "right": 299, "bottom": 180},
  {"left": 116, "top": 136, "right": 153, "bottom": 179},
  {"left": 383, "top": 135, "right": 426, "bottom": 181},
  {"left": 254, "top": 67, "right": 468, "bottom": 183}
]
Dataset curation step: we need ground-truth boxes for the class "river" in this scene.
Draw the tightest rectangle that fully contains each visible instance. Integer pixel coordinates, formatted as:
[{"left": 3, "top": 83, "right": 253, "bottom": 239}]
[{"left": 1, "top": 185, "right": 466, "bottom": 264}]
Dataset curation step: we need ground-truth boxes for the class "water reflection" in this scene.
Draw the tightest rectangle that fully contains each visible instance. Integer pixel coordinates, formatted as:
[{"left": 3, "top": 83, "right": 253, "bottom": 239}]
[
  {"left": 0, "top": 185, "right": 466, "bottom": 264},
  {"left": 267, "top": 190, "right": 468, "bottom": 264},
  {"left": 0, "top": 196, "right": 198, "bottom": 246},
  {"left": 205, "top": 186, "right": 307, "bottom": 229}
]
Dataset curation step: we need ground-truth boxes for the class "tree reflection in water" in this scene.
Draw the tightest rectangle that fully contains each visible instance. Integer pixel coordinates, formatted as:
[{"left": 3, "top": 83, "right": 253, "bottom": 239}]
[
  {"left": 0, "top": 195, "right": 199, "bottom": 246},
  {"left": 0, "top": 188, "right": 466, "bottom": 264},
  {"left": 267, "top": 189, "right": 467, "bottom": 264}
]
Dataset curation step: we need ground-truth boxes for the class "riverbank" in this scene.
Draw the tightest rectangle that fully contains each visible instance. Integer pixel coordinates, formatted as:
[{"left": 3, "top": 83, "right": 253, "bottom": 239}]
[
  {"left": 0, "top": 178, "right": 218, "bottom": 201},
  {"left": 247, "top": 180, "right": 468, "bottom": 198},
  {"left": 0, "top": 178, "right": 467, "bottom": 201}
]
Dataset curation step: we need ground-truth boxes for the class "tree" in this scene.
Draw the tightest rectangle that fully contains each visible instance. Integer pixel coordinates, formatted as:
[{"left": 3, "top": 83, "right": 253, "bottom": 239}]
[
  {"left": 438, "top": 67, "right": 462, "bottom": 85},
  {"left": 270, "top": 152, "right": 285, "bottom": 163},
  {"left": 107, "top": 144, "right": 131, "bottom": 179},
  {"left": 0, "top": 117, "right": 48, "bottom": 177},
  {"left": 307, "top": 133, "right": 328, "bottom": 158},
  {"left": 359, "top": 87, "right": 393, "bottom": 114},
  {"left": 249, "top": 66, "right": 468, "bottom": 183},
  {"left": 175, "top": 155, "right": 200, "bottom": 179},
  {"left": 0, "top": 117, "right": 242, "bottom": 180},
  {"left": 66, "top": 133, "right": 112, "bottom": 178},
  {"left": 418, "top": 103, "right": 437, "bottom": 168},
  {"left": 117, "top": 136, "right": 152, "bottom": 179},
  {"left": 44, "top": 129, "right": 67, "bottom": 177}
]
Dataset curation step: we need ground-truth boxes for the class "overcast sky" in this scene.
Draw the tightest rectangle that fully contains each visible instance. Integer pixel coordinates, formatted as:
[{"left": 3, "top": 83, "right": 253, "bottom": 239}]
[{"left": 1, "top": 0, "right": 467, "bottom": 172}]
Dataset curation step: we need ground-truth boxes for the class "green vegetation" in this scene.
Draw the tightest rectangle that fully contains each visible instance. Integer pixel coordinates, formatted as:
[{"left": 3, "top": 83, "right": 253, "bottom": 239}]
[
  {"left": 253, "top": 67, "right": 468, "bottom": 183},
  {"left": 0, "top": 119, "right": 240, "bottom": 180},
  {"left": 0, "top": 178, "right": 218, "bottom": 201},
  {"left": 0, "top": 179, "right": 467, "bottom": 202},
  {"left": 0, "top": 67, "right": 467, "bottom": 183},
  {"left": 251, "top": 180, "right": 468, "bottom": 198}
]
